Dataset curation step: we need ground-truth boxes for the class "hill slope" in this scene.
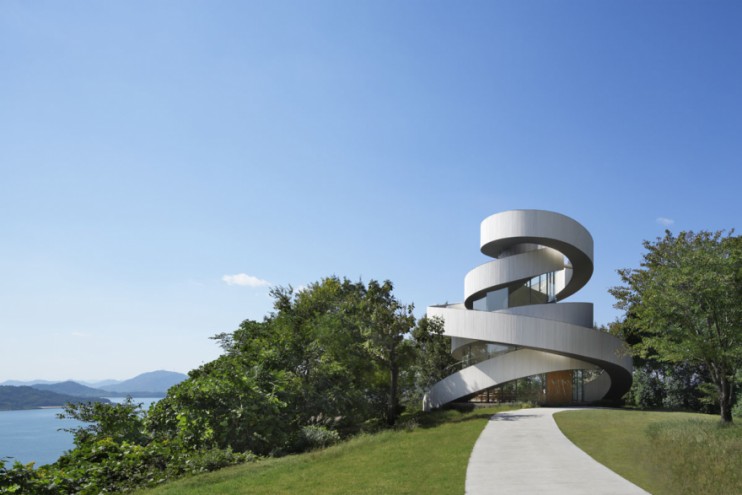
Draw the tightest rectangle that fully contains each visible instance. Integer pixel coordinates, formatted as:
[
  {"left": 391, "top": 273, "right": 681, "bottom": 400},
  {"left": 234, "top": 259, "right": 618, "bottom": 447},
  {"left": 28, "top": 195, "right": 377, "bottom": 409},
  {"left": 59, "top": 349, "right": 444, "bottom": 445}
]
[
  {"left": 139, "top": 405, "right": 520, "bottom": 495},
  {"left": 31, "top": 381, "right": 110, "bottom": 398}
]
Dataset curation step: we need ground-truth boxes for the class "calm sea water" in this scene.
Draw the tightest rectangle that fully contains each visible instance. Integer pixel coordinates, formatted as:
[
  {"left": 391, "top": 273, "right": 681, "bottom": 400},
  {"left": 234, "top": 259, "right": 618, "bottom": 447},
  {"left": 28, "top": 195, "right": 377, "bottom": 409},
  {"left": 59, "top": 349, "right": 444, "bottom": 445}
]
[{"left": 0, "top": 398, "right": 159, "bottom": 466}]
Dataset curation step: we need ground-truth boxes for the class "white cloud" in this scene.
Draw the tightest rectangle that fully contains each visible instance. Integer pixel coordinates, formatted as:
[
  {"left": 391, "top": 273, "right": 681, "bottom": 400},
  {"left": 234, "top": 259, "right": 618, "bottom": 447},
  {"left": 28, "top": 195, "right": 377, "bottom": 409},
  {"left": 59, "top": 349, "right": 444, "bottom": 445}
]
[
  {"left": 222, "top": 273, "right": 271, "bottom": 287},
  {"left": 656, "top": 217, "right": 675, "bottom": 227},
  {"left": 71, "top": 331, "right": 91, "bottom": 338}
]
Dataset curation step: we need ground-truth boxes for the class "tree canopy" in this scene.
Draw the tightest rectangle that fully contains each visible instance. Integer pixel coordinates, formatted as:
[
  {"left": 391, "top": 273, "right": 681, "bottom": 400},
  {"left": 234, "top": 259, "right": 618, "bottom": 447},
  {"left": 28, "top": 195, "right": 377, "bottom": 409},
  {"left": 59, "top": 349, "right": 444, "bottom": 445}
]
[
  {"left": 1, "top": 276, "right": 455, "bottom": 494},
  {"left": 148, "top": 276, "right": 450, "bottom": 455},
  {"left": 610, "top": 230, "right": 741, "bottom": 422}
]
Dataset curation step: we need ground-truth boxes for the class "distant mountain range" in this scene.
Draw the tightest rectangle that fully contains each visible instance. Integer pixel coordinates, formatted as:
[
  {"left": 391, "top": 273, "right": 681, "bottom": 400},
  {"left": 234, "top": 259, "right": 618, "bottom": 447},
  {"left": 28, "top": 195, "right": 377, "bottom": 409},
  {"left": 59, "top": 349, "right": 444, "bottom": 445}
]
[
  {"left": 100, "top": 370, "right": 187, "bottom": 395},
  {"left": 0, "top": 370, "right": 188, "bottom": 409},
  {"left": 31, "top": 381, "right": 112, "bottom": 398}
]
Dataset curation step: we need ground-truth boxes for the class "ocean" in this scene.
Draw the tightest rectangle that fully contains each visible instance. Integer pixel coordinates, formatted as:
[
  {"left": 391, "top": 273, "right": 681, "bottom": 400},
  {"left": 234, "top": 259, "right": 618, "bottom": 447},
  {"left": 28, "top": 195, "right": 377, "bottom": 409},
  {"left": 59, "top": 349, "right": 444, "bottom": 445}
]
[{"left": 0, "top": 398, "right": 160, "bottom": 467}]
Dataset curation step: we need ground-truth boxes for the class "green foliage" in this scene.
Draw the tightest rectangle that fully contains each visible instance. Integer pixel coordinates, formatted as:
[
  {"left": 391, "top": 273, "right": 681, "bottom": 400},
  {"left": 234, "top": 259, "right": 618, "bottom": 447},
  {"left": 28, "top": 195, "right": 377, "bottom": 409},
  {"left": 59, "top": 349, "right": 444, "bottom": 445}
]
[
  {"left": 149, "top": 276, "right": 424, "bottom": 459},
  {"left": 1, "top": 276, "right": 456, "bottom": 494},
  {"left": 360, "top": 280, "right": 416, "bottom": 425},
  {"left": 297, "top": 425, "right": 341, "bottom": 451},
  {"left": 626, "top": 363, "right": 714, "bottom": 412},
  {"left": 404, "top": 316, "right": 457, "bottom": 409},
  {"left": 148, "top": 345, "right": 292, "bottom": 455},
  {"left": 58, "top": 398, "right": 149, "bottom": 447},
  {"left": 611, "top": 230, "right": 742, "bottom": 422},
  {"left": 0, "top": 458, "right": 48, "bottom": 494},
  {"left": 0, "top": 400, "right": 254, "bottom": 494},
  {"left": 629, "top": 366, "right": 665, "bottom": 409},
  {"left": 50, "top": 438, "right": 252, "bottom": 494}
]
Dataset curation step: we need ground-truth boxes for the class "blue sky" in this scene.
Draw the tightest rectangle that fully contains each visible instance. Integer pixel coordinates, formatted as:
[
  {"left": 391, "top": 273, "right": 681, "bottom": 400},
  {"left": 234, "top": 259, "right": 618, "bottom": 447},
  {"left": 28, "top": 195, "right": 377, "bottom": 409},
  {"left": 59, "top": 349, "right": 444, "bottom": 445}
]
[{"left": 1, "top": 1, "right": 740, "bottom": 381}]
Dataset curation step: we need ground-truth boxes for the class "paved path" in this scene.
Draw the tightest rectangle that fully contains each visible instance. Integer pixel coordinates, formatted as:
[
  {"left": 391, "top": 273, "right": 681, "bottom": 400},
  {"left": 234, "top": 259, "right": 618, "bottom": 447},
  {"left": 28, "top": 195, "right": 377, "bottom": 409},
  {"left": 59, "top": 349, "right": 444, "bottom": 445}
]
[{"left": 466, "top": 408, "right": 650, "bottom": 495}]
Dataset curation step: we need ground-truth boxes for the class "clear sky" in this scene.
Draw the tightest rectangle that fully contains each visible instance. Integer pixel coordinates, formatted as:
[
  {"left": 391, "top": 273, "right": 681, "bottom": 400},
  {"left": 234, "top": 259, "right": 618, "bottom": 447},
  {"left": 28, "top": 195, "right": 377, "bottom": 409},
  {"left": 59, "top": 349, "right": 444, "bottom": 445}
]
[{"left": 1, "top": 1, "right": 740, "bottom": 382}]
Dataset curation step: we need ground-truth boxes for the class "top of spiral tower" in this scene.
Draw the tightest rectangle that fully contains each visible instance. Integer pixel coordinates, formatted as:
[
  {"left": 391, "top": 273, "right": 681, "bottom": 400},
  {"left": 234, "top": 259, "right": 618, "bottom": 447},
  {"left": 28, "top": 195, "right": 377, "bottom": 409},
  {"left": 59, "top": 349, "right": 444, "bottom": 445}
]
[{"left": 479, "top": 210, "right": 594, "bottom": 301}]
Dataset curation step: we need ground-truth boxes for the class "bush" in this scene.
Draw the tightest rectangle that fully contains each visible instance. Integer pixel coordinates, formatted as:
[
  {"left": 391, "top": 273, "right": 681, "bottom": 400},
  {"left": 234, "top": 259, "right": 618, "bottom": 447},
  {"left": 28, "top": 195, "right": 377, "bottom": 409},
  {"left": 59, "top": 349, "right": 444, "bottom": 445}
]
[
  {"left": 0, "top": 458, "right": 48, "bottom": 494},
  {"left": 297, "top": 425, "right": 340, "bottom": 451},
  {"left": 0, "top": 441, "right": 255, "bottom": 495},
  {"left": 630, "top": 369, "right": 664, "bottom": 409}
]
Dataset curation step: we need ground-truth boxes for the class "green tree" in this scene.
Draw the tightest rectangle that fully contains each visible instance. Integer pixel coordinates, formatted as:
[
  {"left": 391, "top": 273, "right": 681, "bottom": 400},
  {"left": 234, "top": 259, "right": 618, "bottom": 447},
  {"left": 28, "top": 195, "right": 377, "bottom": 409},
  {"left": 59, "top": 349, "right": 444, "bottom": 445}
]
[
  {"left": 149, "top": 319, "right": 293, "bottom": 455},
  {"left": 610, "top": 230, "right": 742, "bottom": 423},
  {"left": 57, "top": 398, "right": 148, "bottom": 447},
  {"left": 361, "top": 280, "right": 416, "bottom": 425},
  {"left": 149, "top": 277, "right": 419, "bottom": 452},
  {"left": 405, "top": 316, "right": 457, "bottom": 409}
]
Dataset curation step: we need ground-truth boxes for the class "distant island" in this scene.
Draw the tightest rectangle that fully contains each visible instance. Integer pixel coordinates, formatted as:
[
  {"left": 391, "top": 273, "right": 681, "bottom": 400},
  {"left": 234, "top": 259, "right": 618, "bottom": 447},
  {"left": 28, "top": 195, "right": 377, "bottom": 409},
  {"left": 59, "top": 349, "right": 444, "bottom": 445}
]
[
  {"left": 0, "top": 386, "right": 111, "bottom": 411},
  {"left": 0, "top": 370, "right": 187, "bottom": 411}
]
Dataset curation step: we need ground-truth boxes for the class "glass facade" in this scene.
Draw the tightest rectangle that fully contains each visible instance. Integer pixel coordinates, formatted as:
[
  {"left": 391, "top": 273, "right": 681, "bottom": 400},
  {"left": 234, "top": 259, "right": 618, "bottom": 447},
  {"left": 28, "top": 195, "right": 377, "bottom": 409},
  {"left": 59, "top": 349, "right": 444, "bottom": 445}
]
[
  {"left": 468, "top": 374, "right": 547, "bottom": 404},
  {"left": 572, "top": 369, "right": 584, "bottom": 402},
  {"left": 465, "top": 248, "right": 591, "bottom": 405},
  {"left": 472, "top": 270, "right": 557, "bottom": 311},
  {"left": 452, "top": 341, "right": 516, "bottom": 367},
  {"left": 466, "top": 369, "right": 591, "bottom": 405}
]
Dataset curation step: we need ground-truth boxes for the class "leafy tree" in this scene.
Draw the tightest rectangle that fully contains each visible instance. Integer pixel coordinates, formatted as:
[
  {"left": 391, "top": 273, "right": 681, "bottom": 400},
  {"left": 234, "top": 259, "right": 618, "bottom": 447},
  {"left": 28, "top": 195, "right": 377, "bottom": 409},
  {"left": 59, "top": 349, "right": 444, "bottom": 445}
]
[
  {"left": 1, "top": 276, "right": 436, "bottom": 494},
  {"left": 361, "top": 280, "right": 416, "bottom": 425},
  {"left": 57, "top": 398, "right": 149, "bottom": 447},
  {"left": 610, "top": 230, "right": 742, "bottom": 423},
  {"left": 267, "top": 280, "right": 379, "bottom": 432},
  {"left": 404, "top": 316, "right": 457, "bottom": 409},
  {"left": 149, "top": 276, "right": 419, "bottom": 453},
  {"left": 148, "top": 320, "right": 293, "bottom": 455}
]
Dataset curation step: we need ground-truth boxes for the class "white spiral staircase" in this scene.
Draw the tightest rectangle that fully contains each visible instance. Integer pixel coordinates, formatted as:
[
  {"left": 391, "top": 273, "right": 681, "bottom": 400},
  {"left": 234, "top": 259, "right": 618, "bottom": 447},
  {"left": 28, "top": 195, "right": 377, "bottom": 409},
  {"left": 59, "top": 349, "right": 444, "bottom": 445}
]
[{"left": 423, "top": 210, "right": 632, "bottom": 411}]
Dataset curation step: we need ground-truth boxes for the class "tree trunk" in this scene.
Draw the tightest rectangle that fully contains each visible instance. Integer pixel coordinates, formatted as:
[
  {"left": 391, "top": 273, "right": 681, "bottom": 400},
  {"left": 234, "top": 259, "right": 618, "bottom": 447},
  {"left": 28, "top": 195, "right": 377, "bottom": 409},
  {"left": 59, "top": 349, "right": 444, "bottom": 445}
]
[
  {"left": 387, "top": 347, "right": 399, "bottom": 426},
  {"left": 719, "top": 374, "right": 733, "bottom": 424}
]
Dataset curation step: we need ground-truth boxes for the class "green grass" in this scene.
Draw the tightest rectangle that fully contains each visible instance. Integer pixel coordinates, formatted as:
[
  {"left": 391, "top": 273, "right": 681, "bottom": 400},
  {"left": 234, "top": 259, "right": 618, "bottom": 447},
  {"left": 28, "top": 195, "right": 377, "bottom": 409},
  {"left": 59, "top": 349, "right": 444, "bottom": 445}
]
[
  {"left": 554, "top": 409, "right": 742, "bottom": 495},
  {"left": 136, "top": 404, "right": 525, "bottom": 495}
]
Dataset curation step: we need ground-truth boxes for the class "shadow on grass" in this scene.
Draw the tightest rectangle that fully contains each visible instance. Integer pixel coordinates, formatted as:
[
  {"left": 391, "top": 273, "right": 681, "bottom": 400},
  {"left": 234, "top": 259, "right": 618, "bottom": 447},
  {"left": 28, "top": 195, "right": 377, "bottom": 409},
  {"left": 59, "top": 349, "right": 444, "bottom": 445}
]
[{"left": 404, "top": 403, "right": 534, "bottom": 430}]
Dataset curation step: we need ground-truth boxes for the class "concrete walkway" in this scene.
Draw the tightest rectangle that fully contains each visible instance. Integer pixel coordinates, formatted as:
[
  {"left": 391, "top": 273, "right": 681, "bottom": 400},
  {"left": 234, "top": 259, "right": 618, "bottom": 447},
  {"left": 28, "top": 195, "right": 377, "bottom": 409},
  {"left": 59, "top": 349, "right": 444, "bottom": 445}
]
[{"left": 466, "top": 408, "right": 650, "bottom": 495}]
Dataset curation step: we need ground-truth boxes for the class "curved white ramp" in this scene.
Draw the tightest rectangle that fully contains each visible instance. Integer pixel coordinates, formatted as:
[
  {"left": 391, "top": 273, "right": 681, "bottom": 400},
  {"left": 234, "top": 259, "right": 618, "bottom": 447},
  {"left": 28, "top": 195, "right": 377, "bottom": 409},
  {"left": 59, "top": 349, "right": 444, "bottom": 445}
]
[{"left": 424, "top": 210, "right": 632, "bottom": 410}]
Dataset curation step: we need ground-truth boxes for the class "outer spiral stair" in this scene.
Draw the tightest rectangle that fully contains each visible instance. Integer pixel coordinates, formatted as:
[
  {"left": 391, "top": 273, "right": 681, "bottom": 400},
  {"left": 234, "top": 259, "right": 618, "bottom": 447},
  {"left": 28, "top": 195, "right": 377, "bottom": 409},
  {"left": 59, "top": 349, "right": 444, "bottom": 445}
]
[{"left": 423, "top": 210, "right": 632, "bottom": 411}]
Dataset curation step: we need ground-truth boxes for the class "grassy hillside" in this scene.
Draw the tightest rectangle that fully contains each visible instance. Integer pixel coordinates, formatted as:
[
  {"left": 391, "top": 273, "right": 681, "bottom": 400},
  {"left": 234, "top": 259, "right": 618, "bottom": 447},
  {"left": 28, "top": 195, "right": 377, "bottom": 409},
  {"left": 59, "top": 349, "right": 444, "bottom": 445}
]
[
  {"left": 137, "top": 404, "right": 525, "bottom": 495},
  {"left": 554, "top": 409, "right": 742, "bottom": 495}
]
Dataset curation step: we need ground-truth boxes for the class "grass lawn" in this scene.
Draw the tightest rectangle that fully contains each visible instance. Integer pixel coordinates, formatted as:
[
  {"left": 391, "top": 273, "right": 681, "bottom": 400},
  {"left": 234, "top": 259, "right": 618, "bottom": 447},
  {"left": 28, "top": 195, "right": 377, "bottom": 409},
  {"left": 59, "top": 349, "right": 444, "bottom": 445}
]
[
  {"left": 554, "top": 409, "right": 742, "bottom": 495},
  {"left": 137, "top": 404, "right": 524, "bottom": 495}
]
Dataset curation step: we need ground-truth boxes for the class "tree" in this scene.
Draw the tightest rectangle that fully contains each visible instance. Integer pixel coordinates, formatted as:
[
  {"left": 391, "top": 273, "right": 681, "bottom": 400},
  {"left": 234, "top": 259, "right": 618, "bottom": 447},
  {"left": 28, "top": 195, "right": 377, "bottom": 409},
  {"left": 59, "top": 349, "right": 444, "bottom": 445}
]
[
  {"left": 149, "top": 277, "right": 419, "bottom": 452},
  {"left": 405, "top": 316, "right": 457, "bottom": 408},
  {"left": 610, "top": 230, "right": 742, "bottom": 423},
  {"left": 361, "top": 280, "right": 416, "bottom": 425},
  {"left": 57, "top": 398, "right": 148, "bottom": 447}
]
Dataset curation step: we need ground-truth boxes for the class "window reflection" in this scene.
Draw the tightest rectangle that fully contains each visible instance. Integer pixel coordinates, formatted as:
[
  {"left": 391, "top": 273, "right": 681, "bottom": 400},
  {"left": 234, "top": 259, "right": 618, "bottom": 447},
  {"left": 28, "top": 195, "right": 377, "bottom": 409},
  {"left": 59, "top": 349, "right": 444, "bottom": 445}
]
[
  {"left": 472, "top": 271, "right": 557, "bottom": 311},
  {"left": 465, "top": 369, "right": 592, "bottom": 405}
]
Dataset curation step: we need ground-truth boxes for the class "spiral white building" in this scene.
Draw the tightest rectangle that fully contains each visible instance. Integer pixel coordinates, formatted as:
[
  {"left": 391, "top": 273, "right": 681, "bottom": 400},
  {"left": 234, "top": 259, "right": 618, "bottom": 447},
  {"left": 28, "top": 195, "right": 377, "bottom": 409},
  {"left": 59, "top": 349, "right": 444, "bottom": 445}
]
[{"left": 423, "top": 210, "right": 632, "bottom": 411}]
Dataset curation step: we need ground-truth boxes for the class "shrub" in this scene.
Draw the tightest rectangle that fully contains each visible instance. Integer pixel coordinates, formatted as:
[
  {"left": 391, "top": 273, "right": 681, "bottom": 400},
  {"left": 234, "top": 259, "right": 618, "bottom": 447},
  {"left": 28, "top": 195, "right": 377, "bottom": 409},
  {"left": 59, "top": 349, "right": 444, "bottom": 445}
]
[{"left": 297, "top": 425, "right": 340, "bottom": 451}]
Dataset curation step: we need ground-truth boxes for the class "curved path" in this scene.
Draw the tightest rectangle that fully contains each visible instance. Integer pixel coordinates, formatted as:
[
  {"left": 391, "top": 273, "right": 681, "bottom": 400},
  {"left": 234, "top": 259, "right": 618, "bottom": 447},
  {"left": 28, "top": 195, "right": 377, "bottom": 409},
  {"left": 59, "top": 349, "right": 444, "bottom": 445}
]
[{"left": 466, "top": 408, "right": 649, "bottom": 495}]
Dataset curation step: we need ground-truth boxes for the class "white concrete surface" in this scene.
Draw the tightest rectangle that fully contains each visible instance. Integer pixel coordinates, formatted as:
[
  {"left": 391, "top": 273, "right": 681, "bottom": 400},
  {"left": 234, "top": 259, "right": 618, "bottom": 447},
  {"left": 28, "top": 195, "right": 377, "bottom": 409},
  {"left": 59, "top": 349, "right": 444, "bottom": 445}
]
[
  {"left": 424, "top": 210, "right": 632, "bottom": 411},
  {"left": 466, "top": 408, "right": 650, "bottom": 495}
]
